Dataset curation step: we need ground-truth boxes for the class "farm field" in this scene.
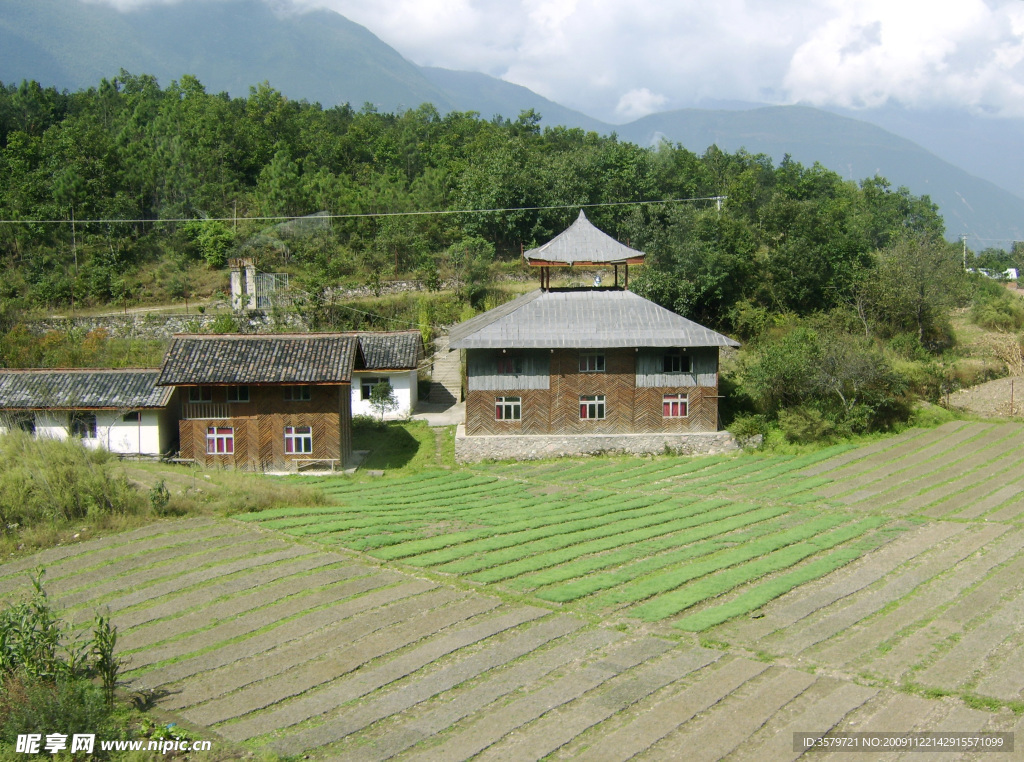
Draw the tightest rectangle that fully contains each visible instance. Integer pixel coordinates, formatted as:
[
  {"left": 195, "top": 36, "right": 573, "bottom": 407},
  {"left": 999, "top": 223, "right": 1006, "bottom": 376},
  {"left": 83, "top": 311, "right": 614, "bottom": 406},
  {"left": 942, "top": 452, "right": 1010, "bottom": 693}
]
[{"left": 4, "top": 419, "right": 1024, "bottom": 758}]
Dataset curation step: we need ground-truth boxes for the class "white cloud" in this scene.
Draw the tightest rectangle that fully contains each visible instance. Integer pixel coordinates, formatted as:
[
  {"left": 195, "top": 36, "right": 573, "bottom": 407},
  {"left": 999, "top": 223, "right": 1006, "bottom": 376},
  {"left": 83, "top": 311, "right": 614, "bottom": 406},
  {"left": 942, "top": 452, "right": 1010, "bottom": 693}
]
[
  {"left": 616, "top": 88, "right": 668, "bottom": 119},
  {"left": 783, "top": 0, "right": 1024, "bottom": 115},
  {"left": 88, "top": 0, "right": 1024, "bottom": 120}
]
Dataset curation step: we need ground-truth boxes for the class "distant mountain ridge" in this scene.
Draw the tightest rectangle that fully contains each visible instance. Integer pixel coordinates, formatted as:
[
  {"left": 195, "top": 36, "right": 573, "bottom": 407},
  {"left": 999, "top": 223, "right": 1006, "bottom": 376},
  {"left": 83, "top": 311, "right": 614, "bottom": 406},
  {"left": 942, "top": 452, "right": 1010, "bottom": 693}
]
[{"left": 1, "top": 0, "right": 1021, "bottom": 246}]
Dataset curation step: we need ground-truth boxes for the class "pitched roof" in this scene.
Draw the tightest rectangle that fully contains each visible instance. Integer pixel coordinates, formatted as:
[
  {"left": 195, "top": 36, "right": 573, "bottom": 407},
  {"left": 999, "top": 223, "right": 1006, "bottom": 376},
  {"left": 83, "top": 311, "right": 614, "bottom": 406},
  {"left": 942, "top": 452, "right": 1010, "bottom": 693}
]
[
  {"left": 524, "top": 211, "right": 644, "bottom": 265},
  {"left": 0, "top": 369, "right": 172, "bottom": 410},
  {"left": 351, "top": 331, "right": 423, "bottom": 371},
  {"left": 449, "top": 289, "right": 740, "bottom": 350},
  {"left": 157, "top": 334, "right": 359, "bottom": 386}
]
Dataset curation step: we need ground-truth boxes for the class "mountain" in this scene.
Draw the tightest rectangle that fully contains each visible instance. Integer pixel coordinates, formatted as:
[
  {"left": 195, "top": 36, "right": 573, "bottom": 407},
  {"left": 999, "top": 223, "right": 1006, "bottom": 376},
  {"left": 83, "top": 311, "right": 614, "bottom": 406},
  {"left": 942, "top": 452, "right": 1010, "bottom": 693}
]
[
  {"left": 420, "top": 67, "right": 607, "bottom": 132},
  {"left": 1, "top": 0, "right": 1021, "bottom": 246},
  {"left": 615, "top": 106, "right": 1024, "bottom": 246},
  {"left": 825, "top": 105, "right": 1024, "bottom": 205},
  {"left": 0, "top": 0, "right": 455, "bottom": 111}
]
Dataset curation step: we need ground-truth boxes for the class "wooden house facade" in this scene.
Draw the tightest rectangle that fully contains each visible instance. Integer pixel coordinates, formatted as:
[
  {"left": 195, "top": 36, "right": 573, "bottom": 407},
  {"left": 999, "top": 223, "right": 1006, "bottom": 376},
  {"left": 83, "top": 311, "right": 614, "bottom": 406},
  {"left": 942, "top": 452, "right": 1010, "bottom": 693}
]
[
  {"left": 451, "top": 289, "right": 738, "bottom": 436},
  {"left": 449, "top": 212, "right": 739, "bottom": 443},
  {"left": 157, "top": 334, "right": 358, "bottom": 471}
]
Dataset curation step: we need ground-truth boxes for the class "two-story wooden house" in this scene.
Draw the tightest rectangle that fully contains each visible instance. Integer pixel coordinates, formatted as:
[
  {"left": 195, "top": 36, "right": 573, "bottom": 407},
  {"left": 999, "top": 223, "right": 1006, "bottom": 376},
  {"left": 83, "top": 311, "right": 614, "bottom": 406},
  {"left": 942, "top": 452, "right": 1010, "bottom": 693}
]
[
  {"left": 156, "top": 333, "right": 359, "bottom": 471},
  {"left": 448, "top": 212, "right": 740, "bottom": 461}
]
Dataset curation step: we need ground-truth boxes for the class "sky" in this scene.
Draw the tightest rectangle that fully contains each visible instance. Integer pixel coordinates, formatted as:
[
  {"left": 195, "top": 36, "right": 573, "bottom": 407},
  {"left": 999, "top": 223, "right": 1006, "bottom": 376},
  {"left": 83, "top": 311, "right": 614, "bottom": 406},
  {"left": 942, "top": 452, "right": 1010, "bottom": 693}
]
[{"left": 94, "top": 0, "right": 1024, "bottom": 123}]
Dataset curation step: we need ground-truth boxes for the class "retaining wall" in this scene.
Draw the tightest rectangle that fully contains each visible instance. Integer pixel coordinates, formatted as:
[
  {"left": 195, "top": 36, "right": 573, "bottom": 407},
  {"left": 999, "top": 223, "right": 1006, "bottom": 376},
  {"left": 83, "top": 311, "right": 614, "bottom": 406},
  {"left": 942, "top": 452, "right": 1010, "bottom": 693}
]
[{"left": 454, "top": 425, "right": 739, "bottom": 463}]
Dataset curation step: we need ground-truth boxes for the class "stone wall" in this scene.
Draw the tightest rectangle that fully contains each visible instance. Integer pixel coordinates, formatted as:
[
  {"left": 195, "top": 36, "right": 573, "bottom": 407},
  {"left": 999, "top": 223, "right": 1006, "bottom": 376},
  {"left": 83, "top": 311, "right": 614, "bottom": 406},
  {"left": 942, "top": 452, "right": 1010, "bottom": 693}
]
[
  {"left": 454, "top": 425, "right": 739, "bottom": 463},
  {"left": 28, "top": 310, "right": 306, "bottom": 340}
]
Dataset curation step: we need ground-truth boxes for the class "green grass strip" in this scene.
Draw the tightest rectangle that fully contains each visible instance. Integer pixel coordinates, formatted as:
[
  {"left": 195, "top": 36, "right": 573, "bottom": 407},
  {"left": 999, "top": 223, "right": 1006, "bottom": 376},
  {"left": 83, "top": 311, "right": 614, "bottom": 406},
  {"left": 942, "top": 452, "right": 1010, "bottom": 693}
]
[
  {"left": 375, "top": 493, "right": 687, "bottom": 563},
  {"left": 467, "top": 502, "right": 780, "bottom": 583},
  {"left": 536, "top": 512, "right": 797, "bottom": 603},
  {"left": 629, "top": 517, "right": 887, "bottom": 621},
  {"left": 419, "top": 495, "right": 676, "bottom": 570},
  {"left": 674, "top": 535, "right": 892, "bottom": 631},
  {"left": 592, "top": 512, "right": 848, "bottom": 609},
  {"left": 510, "top": 504, "right": 788, "bottom": 592}
]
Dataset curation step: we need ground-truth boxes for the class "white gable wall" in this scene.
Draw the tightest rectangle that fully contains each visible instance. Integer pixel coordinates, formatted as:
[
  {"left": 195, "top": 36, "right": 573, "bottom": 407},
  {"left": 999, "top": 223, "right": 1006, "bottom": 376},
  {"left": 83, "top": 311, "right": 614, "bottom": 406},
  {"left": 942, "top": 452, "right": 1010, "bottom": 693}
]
[{"left": 351, "top": 371, "right": 417, "bottom": 419}]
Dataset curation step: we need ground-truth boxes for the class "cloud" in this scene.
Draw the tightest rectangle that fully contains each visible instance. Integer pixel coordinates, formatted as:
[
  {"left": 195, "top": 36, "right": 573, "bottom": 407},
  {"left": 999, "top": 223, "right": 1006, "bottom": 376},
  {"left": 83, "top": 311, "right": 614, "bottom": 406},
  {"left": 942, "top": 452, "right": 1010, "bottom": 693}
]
[
  {"left": 616, "top": 88, "right": 668, "bottom": 120},
  {"left": 87, "top": 0, "right": 1024, "bottom": 120},
  {"left": 783, "top": 0, "right": 1024, "bottom": 115}
]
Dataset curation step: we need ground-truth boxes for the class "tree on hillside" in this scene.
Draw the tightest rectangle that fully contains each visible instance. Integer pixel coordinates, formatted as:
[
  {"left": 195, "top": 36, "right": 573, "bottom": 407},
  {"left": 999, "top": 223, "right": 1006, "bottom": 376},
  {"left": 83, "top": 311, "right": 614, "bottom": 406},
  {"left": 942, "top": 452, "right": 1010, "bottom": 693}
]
[{"left": 855, "top": 234, "right": 964, "bottom": 347}]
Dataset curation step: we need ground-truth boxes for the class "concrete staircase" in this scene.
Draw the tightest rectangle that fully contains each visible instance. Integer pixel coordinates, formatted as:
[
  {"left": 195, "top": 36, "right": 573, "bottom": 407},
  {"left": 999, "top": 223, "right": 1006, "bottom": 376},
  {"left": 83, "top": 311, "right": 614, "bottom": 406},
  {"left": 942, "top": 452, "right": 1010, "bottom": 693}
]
[{"left": 426, "top": 335, "right": 462, "bottom": 405}]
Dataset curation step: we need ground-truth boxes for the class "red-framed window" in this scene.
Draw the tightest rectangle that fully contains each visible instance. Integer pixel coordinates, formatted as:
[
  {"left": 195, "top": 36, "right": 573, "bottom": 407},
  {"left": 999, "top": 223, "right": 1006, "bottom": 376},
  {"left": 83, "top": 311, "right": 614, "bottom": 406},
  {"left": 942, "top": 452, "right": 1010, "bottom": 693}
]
[
  {"left": 284, "top": 425, "right": 313, "bottom": 454},
  {"left": 495, "top": 396, "right": 522, "bottom": 420},
  {"left": 663, "top": 393, "right": 688, "bottom": 418},
  {"left": 206, "top": 426, "right": 234, "bottom": 454},
  {"left": 580, "top": 395, "right": 606, "bottom": 419}
]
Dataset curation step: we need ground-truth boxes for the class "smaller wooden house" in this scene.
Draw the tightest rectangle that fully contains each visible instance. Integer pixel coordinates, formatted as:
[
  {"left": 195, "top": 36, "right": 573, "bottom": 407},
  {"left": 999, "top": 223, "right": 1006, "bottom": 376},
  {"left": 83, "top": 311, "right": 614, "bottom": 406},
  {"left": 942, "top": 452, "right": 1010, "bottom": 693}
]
[
  {"left": 156, "top": 333, "right": 358, "bottom": 471},
  {"left": 0, "top": 369, "right": 176, "bottom": 456},
  {"left": 348, "top": 331, "right": 424, "bottom": 419}
]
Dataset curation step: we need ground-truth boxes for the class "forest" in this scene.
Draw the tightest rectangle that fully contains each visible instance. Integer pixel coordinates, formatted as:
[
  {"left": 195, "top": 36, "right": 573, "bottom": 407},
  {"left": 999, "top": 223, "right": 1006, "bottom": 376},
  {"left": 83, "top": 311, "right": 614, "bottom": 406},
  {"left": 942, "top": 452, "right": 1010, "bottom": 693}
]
[{"left": 1, "top": 72, "right": 1023, "bottom": 442}]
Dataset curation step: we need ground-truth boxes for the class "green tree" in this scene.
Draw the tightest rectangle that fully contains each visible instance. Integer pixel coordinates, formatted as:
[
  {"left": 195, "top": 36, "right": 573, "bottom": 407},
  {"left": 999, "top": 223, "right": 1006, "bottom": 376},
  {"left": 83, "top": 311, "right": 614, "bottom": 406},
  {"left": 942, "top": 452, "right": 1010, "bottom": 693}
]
[
  {"left": 369, "top": 380, "right": 398, "bottom": 421},
  {"left": 856, "top": 234, "right": 964, "bottom": 346}
]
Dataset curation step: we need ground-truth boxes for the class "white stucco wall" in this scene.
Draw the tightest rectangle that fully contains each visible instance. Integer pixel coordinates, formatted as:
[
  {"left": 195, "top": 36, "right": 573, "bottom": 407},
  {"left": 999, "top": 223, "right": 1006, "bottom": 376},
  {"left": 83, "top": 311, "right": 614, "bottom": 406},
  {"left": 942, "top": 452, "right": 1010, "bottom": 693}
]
[
  {"left": 351, "top": 371, "right": 417, "bottom": 419},
  {"left": 2, "top": 410, "right": 166, "bottom": 455}
]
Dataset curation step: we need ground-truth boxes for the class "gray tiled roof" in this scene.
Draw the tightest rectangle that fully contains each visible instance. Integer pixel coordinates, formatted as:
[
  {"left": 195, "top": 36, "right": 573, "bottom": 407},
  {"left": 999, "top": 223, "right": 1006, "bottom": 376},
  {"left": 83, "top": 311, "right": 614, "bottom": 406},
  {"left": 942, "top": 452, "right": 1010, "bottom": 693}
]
[
  {"left": 0, "top": 369, "right": 172, "bottom": 409},
  {"left": 157, "top": 334, "right": 359, "bottom": 385},
  {"left": 353, "top": 331, "right": 423, "bottom": 370},
  {"left": 449, "top": 289, "right": 741, "bottom": 349},
  {"left": 524, "top": 211, "right": 644, "bottom": 265}
]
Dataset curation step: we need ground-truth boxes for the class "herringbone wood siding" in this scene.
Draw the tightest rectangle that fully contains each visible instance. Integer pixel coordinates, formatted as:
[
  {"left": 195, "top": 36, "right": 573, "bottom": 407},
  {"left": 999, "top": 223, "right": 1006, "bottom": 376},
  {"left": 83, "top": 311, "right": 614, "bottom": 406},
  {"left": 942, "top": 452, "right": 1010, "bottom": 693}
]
[
  {"left": 634, "top": 387, "right": 718, "bottom": 433},
  {"left": 179, "top": 385, "right": 351, "bottom": 471},
  {"left": 466, "top": 389, "right": 550, "bottom": 435},
  {"left": 463, "top": 349, "right": 721, "bottom": 436}
]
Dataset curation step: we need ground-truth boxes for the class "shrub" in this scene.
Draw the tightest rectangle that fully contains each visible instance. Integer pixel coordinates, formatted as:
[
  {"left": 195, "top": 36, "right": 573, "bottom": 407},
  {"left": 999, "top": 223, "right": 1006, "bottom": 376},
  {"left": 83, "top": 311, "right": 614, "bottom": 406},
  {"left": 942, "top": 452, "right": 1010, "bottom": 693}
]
[
  {"left": 0, "top": 432, "right": 143, "bottom": 535},
  {"left": 778, "top": 406, "right": 835, "bottom": 444},
  {"left": 0, "top": 672, "right": 117, "bottom": 744},
  {"left": 728, "top": 414, "right": 769, "bottom": 449},
  {"left": 971, "top": 297, "right": 1024, "bottom": 331}
]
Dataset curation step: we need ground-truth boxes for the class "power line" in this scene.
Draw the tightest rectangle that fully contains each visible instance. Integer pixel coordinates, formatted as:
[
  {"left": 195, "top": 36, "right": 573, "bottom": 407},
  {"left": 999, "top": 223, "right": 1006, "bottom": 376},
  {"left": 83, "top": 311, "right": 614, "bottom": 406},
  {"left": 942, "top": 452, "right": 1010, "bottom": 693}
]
[{"left": 0, "top": 197, "right": 726, "bottom": 226}]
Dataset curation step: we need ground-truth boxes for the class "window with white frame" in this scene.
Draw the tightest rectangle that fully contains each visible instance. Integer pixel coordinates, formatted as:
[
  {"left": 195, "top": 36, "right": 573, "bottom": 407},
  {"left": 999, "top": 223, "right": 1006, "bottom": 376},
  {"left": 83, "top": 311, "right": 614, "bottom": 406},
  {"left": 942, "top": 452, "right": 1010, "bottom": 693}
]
[
  {"left": 663, "top": 393, "right": 688, "bottom": 418},
  {"left": 122, "top": 411, "right": 140, "bottom": 423},
  {"left": 70, "top": 413, "right": 97, "bottom": 439},
  {"left": 227, "top": 385, "right": 250, "bottom": 403},
  {"left": 284, "top": 425, "right": 313, "bottom": 454},
  {"left": 360, "top": 377, "right": 387, "bottom": 401},
  {"left": 579, "top": 395, "right": 606, "bottom": 420},
  {"left": 206, "top": 426, "right": 234, "bottom": 454},
  {"left": 579, "top": 353, "right": 606, "bottom": 373},
  {"left": 495, "top": 396, "right": 521, "bottom": 420},
  {"left": 284, "top": 385, "right": 311, "bottom": 401},
  {"left": 189, "top": 386, "right": 213, "bottom": 403},
  {"left": 662, "top": 353, "right": 691, "bottom": 374}
]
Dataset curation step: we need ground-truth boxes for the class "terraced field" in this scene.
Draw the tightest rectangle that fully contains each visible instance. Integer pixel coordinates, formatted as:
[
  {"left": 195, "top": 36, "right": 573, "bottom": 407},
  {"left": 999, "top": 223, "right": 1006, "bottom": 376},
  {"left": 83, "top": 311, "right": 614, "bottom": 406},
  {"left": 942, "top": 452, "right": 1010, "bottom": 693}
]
[{"left": 5, "top": 419, "right": 1024, "bottom": 759}]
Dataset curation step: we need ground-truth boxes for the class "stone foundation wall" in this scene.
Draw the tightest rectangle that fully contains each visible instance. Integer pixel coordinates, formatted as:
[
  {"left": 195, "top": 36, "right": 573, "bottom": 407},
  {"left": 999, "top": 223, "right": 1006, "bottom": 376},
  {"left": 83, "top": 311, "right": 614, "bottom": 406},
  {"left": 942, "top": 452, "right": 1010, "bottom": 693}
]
[
  {"left": 454, "top": 425, "right": 739, "bottom": 463},
  {"left": 29, "top": 310, "right": 306, "bottom": 339}
]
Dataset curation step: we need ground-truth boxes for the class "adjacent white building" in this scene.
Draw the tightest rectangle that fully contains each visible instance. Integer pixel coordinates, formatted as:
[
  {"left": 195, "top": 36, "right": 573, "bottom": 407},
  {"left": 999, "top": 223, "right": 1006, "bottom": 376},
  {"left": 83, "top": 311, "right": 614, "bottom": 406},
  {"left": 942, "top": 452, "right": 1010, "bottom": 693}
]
[
  {"left": 349, "top": 331, "right": 424, "bottom": 419},
  {"left": 0, "top": 369, "right": 176, "bottom": 456}
]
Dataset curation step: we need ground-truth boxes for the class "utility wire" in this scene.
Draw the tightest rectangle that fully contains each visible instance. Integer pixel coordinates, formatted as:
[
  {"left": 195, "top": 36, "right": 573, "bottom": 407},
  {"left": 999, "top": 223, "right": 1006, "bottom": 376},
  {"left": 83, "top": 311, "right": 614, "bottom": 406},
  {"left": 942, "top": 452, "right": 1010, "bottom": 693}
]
[{"left": 0, "top": 196, "right": 726, "bottom": 226}]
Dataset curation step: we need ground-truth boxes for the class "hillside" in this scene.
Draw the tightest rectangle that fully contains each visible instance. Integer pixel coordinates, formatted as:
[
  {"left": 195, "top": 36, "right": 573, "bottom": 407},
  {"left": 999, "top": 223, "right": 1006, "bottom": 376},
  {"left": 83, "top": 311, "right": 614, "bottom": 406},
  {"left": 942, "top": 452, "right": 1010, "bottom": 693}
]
[{"left": 1, "top": 0, "right": 1022, "bottom": 245}]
